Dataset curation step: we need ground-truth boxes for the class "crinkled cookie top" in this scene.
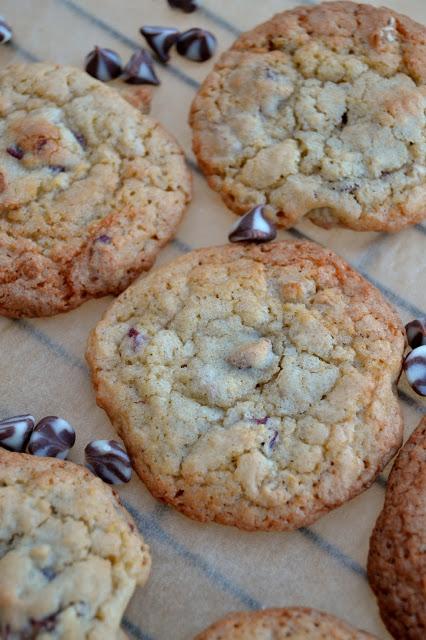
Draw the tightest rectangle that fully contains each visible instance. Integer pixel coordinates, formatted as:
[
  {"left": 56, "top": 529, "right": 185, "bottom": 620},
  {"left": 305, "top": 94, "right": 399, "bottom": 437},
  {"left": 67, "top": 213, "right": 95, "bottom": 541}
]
[
  {"left": 191, "top": 1, "right": 426, "bottom": 231},
  {"left": 0, "top": 63, "right": 191, "bottom": 317},
  {"left": 87, "top": 241, "right": 404, "bottom": 531},
  {"left": 0, "top": 449, "right": 151, "bottom": 639},
  {"left": 194, "top": 607, "right": 378, "bottom": 639}
]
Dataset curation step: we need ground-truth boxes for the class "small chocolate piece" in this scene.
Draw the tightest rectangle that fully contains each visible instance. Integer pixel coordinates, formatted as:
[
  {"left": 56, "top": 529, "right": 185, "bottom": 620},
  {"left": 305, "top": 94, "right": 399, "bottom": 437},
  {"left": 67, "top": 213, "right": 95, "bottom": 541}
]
[
  {"left": 176, "top": 28, "right": 217, "bottom": 62},
  {"left": 72, "top": 130, "right": 86, "bottom": 149},
  {"left": 6, "top": 145, "right": 24, "bottom": 160},
  {"left": 85, "top": 46, "right": 123, "bottom": 81},
  {"left": 0, "top": 17, "right": 12, "bottom": 44},
  {"left": 405, "top": 318, "right": 426, "bottom": 349},
  {"left": 28, "top": 416, "right": 76, "bottom": 459},
  {"left": 167, "top": 0, "right": 198, "bottom": 12},
  {"left": 403, "top": 345, "right": 426, "bottom": 396},
  {"left": 122, "top": 49, "right": 160, "bottom": 85},
  {"left": 85, "top": 439, "right": 132, "bottom": 484},
  {"left": 140, "top": 26, "right": 180, "bottom": 63},
  {"left": 0, "top": 414, "right": 34, "bottom": 452},
  {"left": 96, "top": 234, "right": 112, "bottom": 244},
  {"left": 49, "top": 165, "right": 66, "bottom": 174},
  {"left": 228, "top": 205, "right": 277, "bottom": 243}
]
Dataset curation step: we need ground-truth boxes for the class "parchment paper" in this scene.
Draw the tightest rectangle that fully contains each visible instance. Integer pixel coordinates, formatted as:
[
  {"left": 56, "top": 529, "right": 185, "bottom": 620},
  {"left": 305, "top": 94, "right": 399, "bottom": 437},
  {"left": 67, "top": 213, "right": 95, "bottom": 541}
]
[{"left": 1, "top": 1, "right": 425, "bottom": 639}]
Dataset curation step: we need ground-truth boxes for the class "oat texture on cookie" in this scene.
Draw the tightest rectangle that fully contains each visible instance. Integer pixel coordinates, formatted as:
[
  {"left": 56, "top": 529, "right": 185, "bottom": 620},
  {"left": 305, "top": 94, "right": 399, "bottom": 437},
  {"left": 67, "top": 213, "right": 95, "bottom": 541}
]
[
  {"left": 0, "top": 449, "right": 151, "bottom": 639},
  {"left": 194, "top": 607, "right": 378, "bottom": 639},
  {"left": 191, "top": 1, "right": 426, "bottom": 231},
  {"left": 0, "top": 63, "right": 191, "bottom": 317},
  {"left": 87, "top": 241, "right": 404, "bottom": 531}
]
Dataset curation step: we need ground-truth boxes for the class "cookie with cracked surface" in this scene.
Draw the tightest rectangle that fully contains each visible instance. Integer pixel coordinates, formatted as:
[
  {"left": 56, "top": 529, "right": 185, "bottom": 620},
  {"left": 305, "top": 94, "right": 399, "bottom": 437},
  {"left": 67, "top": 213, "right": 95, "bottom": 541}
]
[
  {"left": 87, "top": 240, "right": 404, "bottom": 531},
  {"left": 368, "top": 417, "right": 426, "bottom": 640},
  {"left": 190, "top": 1, "right": 426, "bottom": 232},
  {"left": 194, "top": 608, "right": 378, "bottom": 639},
  {"left": 0, "top": 448, "right": 151, "bottom": 639},
  {"left": 0, "top": 63, "right": 191, "bottom": 317}
]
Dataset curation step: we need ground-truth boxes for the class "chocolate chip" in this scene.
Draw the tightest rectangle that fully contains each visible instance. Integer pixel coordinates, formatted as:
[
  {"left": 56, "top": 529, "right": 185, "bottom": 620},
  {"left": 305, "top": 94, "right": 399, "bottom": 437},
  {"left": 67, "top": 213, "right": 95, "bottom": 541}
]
[
  {"left": 85, "top": 439, "right": 132, "bottom": 484},
  {"left": 341, "top": 111, "right": 348, "bottom": 126},
  {"left": 85, "top": 46, "right": 123, "bottom": 81},
  {"left": 167, "top": 0, "right": 198, "bottom": 12},
  {"left": 176, "top": 28, "right": 217, "bottom": 62},
  {"left": 254, "top": 416, "right": 269, "bottom": 425},
  {"left": 0, "top": 17, "right": 12, "bottom": 44},
  {"left": 6, "top": 145, "right": 24, "bottom": 160},
  {"left": 41, "top": 567, "right": 56, "bottom": 582},
  {"left": 96, "top": 234, "right": 112, "bottom": 244},
  {"left": 403, "top": 345, "right": 426, "bottom": 396},
  {"left": 122, "top": 49, "right": 160, "bottom": 85},
  {"left": 262, "top": 429, "right": 279, "bottom": 456},
  {"left": 405, "top": 318, "right": 426, "bottom": 349},
  {"left": 72, "top": 130, "right": 86, "bottom": 149},
  {"left": 228, "top": 205, "right": 277, "bottom": 243},
  {"left": 49, "top": 165, "right": 66, "bottom": 174},
  {"left": 0, "top": 414, "right": 34, "bottom": 452},
  {"left": 140, "top": 26, "right": 180, "bottom": 63},
  {"left": 28, "top": 416, "right": 76, "bottom": 459}
]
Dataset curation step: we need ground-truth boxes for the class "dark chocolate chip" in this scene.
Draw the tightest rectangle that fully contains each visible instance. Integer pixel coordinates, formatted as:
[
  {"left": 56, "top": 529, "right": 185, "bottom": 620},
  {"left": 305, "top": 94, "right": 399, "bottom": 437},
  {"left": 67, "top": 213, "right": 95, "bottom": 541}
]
[
  {"left": 49, "top": 165, "right": 66, "bottom": 174},
  {"left": 127, "top": 327, "right": 147, "bottom": 352},
  {"left": 96, "top": 234, "right": 112, "bottom": 244},
  {"left": 122, "top": 49, "right": 160, "bottom": 85},
  {"left": 167, "top": 0, "right": 198, "bottom": 12},
  {"left": 254, "top": 416, "right": 269, "bottom": 425},
  {"left": 403, "top": 345, "right": 426, "bottom": 396},
  {"left": 0, "top": 17, "right": 12, "bottom": 44},
  {"left": 6, "top": 145, "right": 24, "bottom": 160},
  {"left": 341, "top": 111, "right": 348, "bottom": 126},
  {"left": 85, "top": 46, "right": 123, "bottom": 81},
  {"left": 140, "top": 25, "right": 180, "bottom": 63},
  {"left": 176, "top": 28, "right": 217, "bottom": 62},
  {"left": 85, "top": 439, "right": 132, "bottom": 484},
  {"left": 405, "top": 318, "right": 426, "bottom": 349},
  {"left": 268, "top": 429, "right": 279, "bottom": 450},
  {"left": 72, "top": 130, "right": 87, "bottom": 149},
  {"left": 0, "top": 414, "right": 34, "bottom": 452},
  {"left": 41, "top": 567, "right": 57, "bottom": 582},
  {"left": 28, "top": 416, "right": 76, "bottom": 459},
  {"left": 228, "top": 205, "right": 277, "bottom": 244}
]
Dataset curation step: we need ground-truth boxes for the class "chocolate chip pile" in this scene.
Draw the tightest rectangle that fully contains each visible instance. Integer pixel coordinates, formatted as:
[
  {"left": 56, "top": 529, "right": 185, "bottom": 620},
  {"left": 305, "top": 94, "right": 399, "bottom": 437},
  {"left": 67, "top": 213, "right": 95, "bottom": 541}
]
[
  {"left": 403, "top": 319, "right": 426, "bottom": 396},
  {"left": 85, "top": 1, "right": 216, "bottom": 85},
  {"left": 0, "top": 413, "right": 132, "bottom": 484}
]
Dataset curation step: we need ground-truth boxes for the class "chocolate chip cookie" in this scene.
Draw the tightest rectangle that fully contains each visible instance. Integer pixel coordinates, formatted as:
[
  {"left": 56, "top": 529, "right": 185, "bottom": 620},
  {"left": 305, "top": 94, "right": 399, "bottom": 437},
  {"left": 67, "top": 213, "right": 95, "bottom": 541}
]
[
  {"left": 190, "top": 2, "right": 426, "bottom": 231},
  {"left": 87, "top": 241, "right": 404, "bottom": 531},
  {"left": 194, "top": 608, "right": 378, "bottom": 639},
  {"left": 0, "top": 448, "right": 151, "bottom": 638},
  {"left": 0, "top": 63, "right": 191, "bottom": 317},
  {"left": 368, "top": 417, "right": 426, "bottom": 640}
]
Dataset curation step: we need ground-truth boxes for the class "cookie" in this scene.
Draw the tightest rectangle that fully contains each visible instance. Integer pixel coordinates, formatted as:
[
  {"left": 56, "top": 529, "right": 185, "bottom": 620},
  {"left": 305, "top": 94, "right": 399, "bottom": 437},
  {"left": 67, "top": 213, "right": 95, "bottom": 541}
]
[
  {"left": 190, "top": 2, "right": 426, "bottom": 232},
  {"left": 87, "top": 240, "right": 404, "bottom": 531},
  {"left": 193, "top": 607, "right": 377, "bottom": 639},
  {"left": 368, "top": 417, "right": 426, "bottom": 639},
  {"left": 111, "top": 81, "right": 153, "bottom": 114},
  {"left": 0, "top": 448, "right": 151, "bottom": 639},
  {"left": 0, "top": 63, "right": 191, "bottom": 317}
]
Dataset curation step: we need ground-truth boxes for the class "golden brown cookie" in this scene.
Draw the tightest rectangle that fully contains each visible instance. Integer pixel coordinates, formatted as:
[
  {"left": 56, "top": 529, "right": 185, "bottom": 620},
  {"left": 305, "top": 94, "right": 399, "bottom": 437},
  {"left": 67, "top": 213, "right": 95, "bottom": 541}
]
[
  {"left": 87, "top": 240, "right": 404, "bottom": 531},
  {"left": 193, "top": 607, "right": 378, "bottom": 639},
  {"left": 0, "top": 448, "right": 151, "bottom": 639},
  {"left": 368, "top": 417, "right": 426, "bottom": 640},
  {"left": 190, "top": 2, "right": 426, "bottom": 231},
  {"left": 0, "top": 63, "right": 191, "bottom": 317}
]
